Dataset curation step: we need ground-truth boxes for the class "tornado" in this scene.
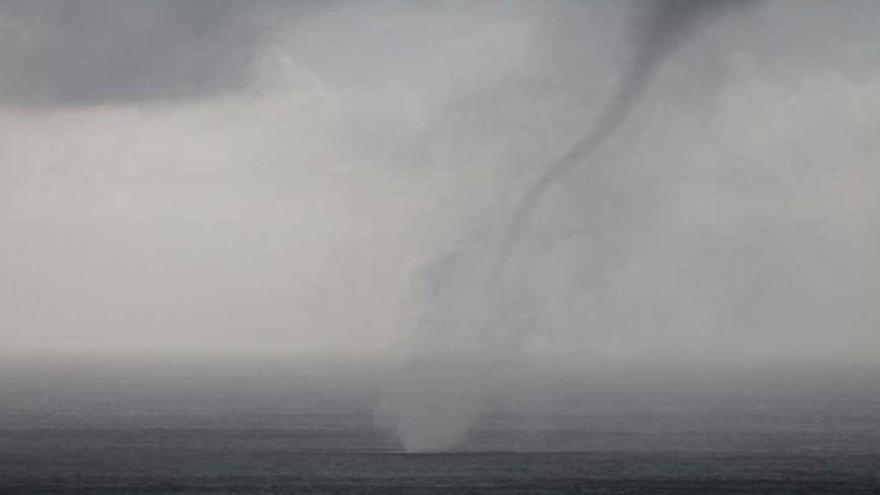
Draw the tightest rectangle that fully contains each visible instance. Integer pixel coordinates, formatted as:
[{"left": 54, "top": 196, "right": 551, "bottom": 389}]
[{"left": 388, "top": 0, "right": 761, "bottom": 452}]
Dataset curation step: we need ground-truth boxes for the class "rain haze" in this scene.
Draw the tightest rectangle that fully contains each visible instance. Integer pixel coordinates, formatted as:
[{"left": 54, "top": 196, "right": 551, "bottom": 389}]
[{"left": 1, "top": 0, "right": 879, "bottom": 491}]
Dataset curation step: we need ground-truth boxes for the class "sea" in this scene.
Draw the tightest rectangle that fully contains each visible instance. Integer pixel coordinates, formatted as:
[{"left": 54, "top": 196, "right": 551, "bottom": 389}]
[{"left": 1, "top": 355, "right": 878, "bottom": 494}]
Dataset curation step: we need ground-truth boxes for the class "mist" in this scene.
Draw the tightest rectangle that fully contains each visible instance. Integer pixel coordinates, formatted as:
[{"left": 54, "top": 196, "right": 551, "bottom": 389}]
[{"left": 1, "top": 0, "right": 878, "bottom": 454}]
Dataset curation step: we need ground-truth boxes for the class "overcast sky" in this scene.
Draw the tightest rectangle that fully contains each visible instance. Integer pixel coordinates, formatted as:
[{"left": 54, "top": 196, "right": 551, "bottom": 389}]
[{"left": 0, "top": 0, "right": 877, "bottom": 359}]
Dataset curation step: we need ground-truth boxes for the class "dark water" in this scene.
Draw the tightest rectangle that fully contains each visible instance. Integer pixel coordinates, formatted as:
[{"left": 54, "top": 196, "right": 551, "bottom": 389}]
[
  {"left": 3, "top": 434, "right": 879, "bottom": 494},
  {"left": 2, "top": 357, "right": 879, "bottom": 494}
]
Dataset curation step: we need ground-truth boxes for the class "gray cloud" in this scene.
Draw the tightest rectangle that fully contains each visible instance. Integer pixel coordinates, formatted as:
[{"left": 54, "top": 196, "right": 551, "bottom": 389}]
[{"left": 0, "top": 0, "right": 326, "bottom": 108}]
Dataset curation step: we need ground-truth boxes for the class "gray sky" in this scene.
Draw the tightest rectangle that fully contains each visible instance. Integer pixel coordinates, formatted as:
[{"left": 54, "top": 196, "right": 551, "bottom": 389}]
[{"left": 0, "top": 0, "right": 877, "bottom": 358}]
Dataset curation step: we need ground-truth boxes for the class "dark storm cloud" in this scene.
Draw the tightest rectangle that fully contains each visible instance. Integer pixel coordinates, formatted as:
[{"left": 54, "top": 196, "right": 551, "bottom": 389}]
[{"left": 0, "top": 0, "right": 326, "bottom": 108}]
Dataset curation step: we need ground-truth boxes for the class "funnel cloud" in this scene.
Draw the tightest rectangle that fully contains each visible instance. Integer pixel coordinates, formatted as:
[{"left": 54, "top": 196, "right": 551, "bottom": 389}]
[{"left": 495, "top": 0, "right": 761, "bottom": 283}]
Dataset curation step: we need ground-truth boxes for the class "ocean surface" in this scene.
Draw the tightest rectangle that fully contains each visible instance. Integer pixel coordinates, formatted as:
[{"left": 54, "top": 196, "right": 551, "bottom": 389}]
[{"left": 2, "top": 356, "right": 879, "bottom": 494}]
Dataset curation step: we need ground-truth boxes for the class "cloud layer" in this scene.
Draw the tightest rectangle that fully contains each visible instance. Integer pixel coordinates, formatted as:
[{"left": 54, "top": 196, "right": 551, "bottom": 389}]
[
  {"left": 0, "top": 0, "right": 328, "bottom": 108},
  {"left": 0, "top": 1, "right": 877, "bottom": 360}
]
